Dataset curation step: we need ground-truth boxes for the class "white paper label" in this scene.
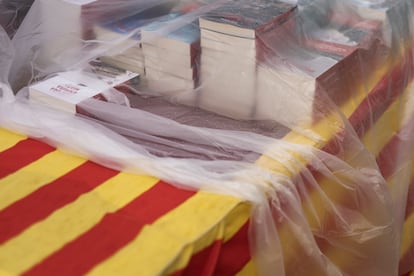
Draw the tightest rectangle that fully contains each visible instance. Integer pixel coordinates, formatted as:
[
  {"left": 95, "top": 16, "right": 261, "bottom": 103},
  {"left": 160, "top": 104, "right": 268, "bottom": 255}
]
[{"left": 31, "top": 75, "right": 100, "bottom": 104}]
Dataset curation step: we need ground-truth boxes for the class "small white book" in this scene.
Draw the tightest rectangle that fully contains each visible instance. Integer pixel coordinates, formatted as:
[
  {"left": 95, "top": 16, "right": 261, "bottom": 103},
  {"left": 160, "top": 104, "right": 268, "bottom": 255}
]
[
  {"left": 29, "top": 76, "right": 101, "bottom": 114},
  {"left": 29, "top": 62, "right": 139, "bottom": 114}
]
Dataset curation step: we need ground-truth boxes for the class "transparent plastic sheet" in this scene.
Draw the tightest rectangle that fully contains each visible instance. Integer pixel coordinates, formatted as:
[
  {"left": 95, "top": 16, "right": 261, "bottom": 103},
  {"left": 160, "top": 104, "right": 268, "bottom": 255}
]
[
  {"left": 325, "top": 1, "right": 414, "bottom": 274},
  {"left": 0, "top": 25, "right": 14, "bottom": 102},
  {"left": 1, "top": 0, "right": 413, "bottom": 275},
  {"left": 0, "top": 0, "right": 33, "bottom": 38}
]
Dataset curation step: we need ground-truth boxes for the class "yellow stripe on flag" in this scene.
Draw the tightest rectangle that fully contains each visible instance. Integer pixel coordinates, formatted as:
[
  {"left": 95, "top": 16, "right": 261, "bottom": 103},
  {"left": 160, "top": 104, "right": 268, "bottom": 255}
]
[
  {"left": 361, "top": 85, "right": 412, "bottom": 156},
  {"left": 401, "top": 212, "right": 414, "bottom": 260},
  {"left": 0, "top": 150, "right": 86, "bottom": 210},
  {"left": 0, "top": 128, "right": 26, "bottom": 152},
  {"left": 0, "top": 269, "right": 14, "bottom": 276},
  {"left": 236, "top": 260, "right": 259, "bottom": 276},
  {"left": 88, "top": 192, "right": 250, "bottom": 276},
  {"left": 339, "top": 61, "right": 391, "bottom": 119},
  {"left": 253, "top": 55, "right": 405, "bottom": 274},
  {"left": 0, "top": 172, "right": 159, "bottom": 275}
]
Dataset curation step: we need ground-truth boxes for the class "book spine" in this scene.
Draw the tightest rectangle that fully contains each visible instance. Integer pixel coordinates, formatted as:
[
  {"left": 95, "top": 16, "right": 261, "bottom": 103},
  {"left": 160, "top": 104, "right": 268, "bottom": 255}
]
[{"left": 256, "top": 6, "right": 298, "bottom": 35}]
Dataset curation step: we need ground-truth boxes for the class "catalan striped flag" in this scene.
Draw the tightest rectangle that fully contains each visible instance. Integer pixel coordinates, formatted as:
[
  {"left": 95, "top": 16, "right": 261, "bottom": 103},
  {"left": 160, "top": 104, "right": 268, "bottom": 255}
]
[{"left": 0, "top": 128, "right": 254, "bottom": 276}]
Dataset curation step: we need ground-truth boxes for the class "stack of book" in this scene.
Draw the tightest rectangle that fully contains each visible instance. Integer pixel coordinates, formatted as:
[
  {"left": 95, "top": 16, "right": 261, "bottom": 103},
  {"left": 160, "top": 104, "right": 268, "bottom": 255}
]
[
  {"left": 140, "top": 12, "right": 201, "bottom": 95},
  {"left": 94, "top": 14, "right": 154, "bottom": 75},
  {"left": 196, "top": 0, "right": 298, "bottom": 119},
  {"left": 34, "top": 0, "right": 178, "bottom": 68},
  {"left": 343, "top": 0, "right": 413, "bottom": 51},
  {"left": 255, "top": 16, "right": 382, "bottom": 124},
  {"left": 93, "top": 0, "right": 180, "bottom": 75}
]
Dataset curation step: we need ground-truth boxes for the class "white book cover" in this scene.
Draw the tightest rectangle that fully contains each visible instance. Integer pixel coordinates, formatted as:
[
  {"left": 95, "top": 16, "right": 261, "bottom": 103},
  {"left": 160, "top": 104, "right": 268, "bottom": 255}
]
[
  {"left": 30, "top": 76, "right": 100, "bottom": 114},
  {"left": 29, "top": 61, "right": 139, "bottom": 113}
]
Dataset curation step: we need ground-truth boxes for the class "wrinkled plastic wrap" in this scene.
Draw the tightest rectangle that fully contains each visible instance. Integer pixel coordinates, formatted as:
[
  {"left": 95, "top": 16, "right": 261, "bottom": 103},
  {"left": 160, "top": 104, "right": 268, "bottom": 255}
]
[
  {"left": 0, "top": 0, "right": 33, "bottom": 37},
  {"left": 1, "top": 0, "right": 414, "bottom": 275}
]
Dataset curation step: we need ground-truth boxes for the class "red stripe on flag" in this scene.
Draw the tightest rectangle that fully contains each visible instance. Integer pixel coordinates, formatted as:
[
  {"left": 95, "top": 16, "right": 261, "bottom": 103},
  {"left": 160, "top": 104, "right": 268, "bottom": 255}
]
[
  {"left": 405, "top": 179, "right": 414, "bottom": 219},
  {"left": 23, "top": 181, "right": 196, "bottom": 276},
  {"left": 376, "top": 103, "right": 414, "bottom": 181},
  {"left": 376, "top": 134, "right": 402, "bottom": 180},
  {"left": 0, "top": 139, "right": 55, "bottom": 179},
  {"left": 177, "top": 240, "right": 223, "bottom": 276},
  {"left": 323, "top": 52, "right": 413, "bottom": 156},
  {"left": 173, "top": 221, "right": 251, "bottom": 276},
  {"left": 0, "top": 161, "right": 118, "bottom": 244},
  {"left": 213, "top": 221, "right": 251, "bottom": 275},
  {"left": 349, "top": 56, "right": 411, "bottom": 138},
  {"left": 399, "top": 244, "right": 414, "bottom": 276}
]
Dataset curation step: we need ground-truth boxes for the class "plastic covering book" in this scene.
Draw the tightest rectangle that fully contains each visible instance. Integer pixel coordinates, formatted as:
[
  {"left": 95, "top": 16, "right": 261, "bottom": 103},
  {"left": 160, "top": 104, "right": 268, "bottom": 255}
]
[
  {"left": 199, "top": 0, "right": 297, "bottom": 38},
  {"left": 141, "top": 12, "right": 200, "bottom": 54},
  {"left": 1, "top": 0, "right": 414, "bottom": 276}
]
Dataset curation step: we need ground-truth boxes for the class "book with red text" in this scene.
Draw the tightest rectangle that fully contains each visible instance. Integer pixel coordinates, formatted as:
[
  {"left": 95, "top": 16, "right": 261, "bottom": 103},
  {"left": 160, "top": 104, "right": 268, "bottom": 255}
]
[{"left": 29, "top": 61, "right": 139, "bottom": 114}]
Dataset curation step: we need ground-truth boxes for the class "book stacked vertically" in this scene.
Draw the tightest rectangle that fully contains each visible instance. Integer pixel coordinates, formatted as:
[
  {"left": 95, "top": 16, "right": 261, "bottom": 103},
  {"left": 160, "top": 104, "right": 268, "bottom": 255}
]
[
  {"left": 255, "top": 16, "right": 382, "bottom": 124},
  {"left": 93, "top": 1, "right": 180, "bottom": 74},
  {"left": 94, "top": 14, "right": 155, "bottom": 75},
  {"left": 197, "top": 0, "right": 298, "bottom": 119},
  {"left": 141, "top": 12, "right": 201, "bottom": 95}
]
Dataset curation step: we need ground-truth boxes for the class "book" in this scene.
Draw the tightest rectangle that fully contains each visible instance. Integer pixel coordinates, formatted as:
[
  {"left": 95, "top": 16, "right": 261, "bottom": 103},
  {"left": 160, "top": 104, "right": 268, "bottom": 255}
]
[
  {"left": 93, "top": 1, "right": 182, "bottom": 72},
  {"left": 197, "top": 50, "right": 257, "bottom": 119},
  {"left": 139, "top": 11, "right": 201, "bottom": 95},
  {"left": 94, "top": 11, "right": 155, "bottom": 43},
  {"left": 141, "top": 12, "right": 201, "bottom": 56},
  {"left": 94, "top": 11, "right": 156, "bottom": 73},
  {"left": 29, "top": 76, "right": 102, "bottom": 114},
  {"left": 193, "top": 0, "right": 299, "bottom": 120},
  {"left": 200, "top": 28, "right": 257, "bottom": 52},
  {"left": 195, "top": 16, "right": 383, "bottom": 124},
  {"left": 303, "top": 18, "right": 383, "bottom": 109},
  {"left": 260, "top": 18, "right": 385, "bottom": 122},
  {"left": 101, "top": 52, "right": 145, "bottom": 66},
  {"left": 255, "top": 60, "right": 326, "bottom": 125},
  {"left": 142, "top": 43, "right": 198, "bottom": 67},
  {"left": 144, "top": 58, "right": 197, "bottom": 80},
  {"left": 198, "top": 0, "right": 297, "bottom": 39},
  {"left": 100, "top": 55, "right": 145, "bottom": 74},
  {"left": 37, "top": 0, "right": 100, "bottom": 66},
  {"left": 342, "top": 0, "right": 412, "bottom": 49},
  {"left": 144, "top": 66, "right": 197, "bottom": 93},
  {"left": 29, "top": 61, "right": 139, "bottom": 114}
]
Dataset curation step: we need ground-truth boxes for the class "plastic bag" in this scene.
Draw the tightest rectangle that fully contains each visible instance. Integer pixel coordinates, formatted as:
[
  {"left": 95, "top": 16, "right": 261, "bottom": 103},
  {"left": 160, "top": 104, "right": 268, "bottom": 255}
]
[{"left": 1, "top": 0, "right": 414, "bottom": 275}]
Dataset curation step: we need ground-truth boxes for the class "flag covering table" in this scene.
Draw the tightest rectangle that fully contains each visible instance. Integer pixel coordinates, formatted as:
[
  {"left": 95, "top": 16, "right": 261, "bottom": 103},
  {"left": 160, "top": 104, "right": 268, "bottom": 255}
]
[{"left": 0, "top": 128, "right": 255, "bottom": 275}]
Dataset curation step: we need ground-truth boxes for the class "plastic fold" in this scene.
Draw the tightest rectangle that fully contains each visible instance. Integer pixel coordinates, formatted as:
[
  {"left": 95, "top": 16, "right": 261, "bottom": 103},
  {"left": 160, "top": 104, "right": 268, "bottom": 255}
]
[{"left": 0, "top": 0, "right": 414, "bottom": 275}]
